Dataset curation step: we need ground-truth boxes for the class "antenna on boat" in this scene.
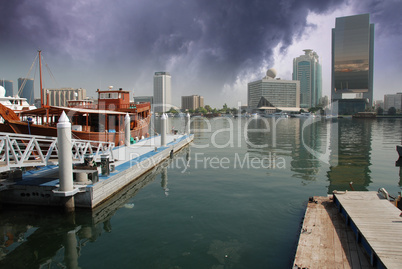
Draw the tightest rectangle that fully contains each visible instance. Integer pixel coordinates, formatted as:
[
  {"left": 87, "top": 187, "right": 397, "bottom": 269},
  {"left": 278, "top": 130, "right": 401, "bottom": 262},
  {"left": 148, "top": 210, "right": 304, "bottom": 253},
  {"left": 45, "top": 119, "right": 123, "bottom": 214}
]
[{"left": 38, "top": 50, "right": 44, "bottom": 108}]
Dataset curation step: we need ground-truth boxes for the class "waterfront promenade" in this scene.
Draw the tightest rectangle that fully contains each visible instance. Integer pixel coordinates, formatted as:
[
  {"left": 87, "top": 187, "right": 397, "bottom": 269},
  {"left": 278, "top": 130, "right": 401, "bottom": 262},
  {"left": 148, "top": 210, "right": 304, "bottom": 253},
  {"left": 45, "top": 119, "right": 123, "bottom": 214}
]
[{"left": 0, "top": 133, "right": 193, "bottom": 209}]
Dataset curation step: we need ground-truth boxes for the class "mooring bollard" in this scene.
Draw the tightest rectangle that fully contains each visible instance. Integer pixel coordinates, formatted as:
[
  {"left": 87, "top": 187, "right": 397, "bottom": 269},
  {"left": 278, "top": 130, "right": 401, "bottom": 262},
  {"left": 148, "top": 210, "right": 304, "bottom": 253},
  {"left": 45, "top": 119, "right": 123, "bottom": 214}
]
[
  {"left": 161, "top": 113, "right": 167, "bottom": 146},
  {"left": 57, "top": 111, "right": 75, "bottom": 212},
  {"left": 125, "top": 113, "right": 130, "bottom": 147}
]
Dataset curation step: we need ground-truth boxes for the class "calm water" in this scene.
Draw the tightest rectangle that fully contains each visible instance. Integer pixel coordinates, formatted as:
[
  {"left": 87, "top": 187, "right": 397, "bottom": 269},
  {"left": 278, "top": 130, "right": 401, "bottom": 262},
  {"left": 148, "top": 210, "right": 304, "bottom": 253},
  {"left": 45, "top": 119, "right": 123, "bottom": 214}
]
[{"left": 1, "top": 117, "right": 401, "bottom": 268}]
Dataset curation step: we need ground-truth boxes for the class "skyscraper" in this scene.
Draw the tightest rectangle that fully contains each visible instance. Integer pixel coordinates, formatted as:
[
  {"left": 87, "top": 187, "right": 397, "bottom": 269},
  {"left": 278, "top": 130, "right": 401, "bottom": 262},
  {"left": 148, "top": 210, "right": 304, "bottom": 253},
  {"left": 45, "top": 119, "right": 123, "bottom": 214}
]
[
  {"left": 18, "top": 78, "right": 35, "bottom": 105},
  {"left": 331, "top": 14, "right": 374, "bottom": 114},
  {"left": 0, "top": 80, "right": 13, "bottom": 97},
  {"left": 293, "top": 49, "right": 322, "bottom": 108},
  {"left": 153, "top": 72, "right": 171, "bottom": 113}
]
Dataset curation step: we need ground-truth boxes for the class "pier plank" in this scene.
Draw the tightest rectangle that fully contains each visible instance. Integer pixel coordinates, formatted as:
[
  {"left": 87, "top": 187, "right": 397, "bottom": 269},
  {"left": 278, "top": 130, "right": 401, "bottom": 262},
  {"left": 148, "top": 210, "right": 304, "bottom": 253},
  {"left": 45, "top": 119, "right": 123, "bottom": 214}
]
[{"left": 334, "top": 191, "right": 402, "bottom": 269}]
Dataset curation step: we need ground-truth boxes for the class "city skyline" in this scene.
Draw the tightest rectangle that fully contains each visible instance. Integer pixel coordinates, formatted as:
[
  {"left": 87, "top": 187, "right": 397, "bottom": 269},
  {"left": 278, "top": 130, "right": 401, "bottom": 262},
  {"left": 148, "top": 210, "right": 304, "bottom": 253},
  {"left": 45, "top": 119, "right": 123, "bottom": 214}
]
[{"left": 0, "top": 1, "right": 401, "bottom": 108}]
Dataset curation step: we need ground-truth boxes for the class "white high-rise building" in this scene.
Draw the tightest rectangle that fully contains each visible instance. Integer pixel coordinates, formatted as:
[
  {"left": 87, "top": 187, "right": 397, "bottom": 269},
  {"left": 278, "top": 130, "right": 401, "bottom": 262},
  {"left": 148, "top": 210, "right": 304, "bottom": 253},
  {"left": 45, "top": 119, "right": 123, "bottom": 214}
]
[
  {"left": 384, "top": 93, "right": 402, "bottom": 111},
  {"left": 153, "top": 72, "right": 171, "bottom": 113},
  {"left": 248, "top": 69, "right": 300, "bottom": 109}
]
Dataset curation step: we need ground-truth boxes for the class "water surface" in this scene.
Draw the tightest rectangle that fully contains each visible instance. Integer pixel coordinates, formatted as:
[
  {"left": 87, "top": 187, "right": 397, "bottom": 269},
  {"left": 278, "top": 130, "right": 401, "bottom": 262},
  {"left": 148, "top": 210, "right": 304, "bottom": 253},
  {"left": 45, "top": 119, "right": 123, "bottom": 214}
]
[{"left": 1, "top": 117, "right": 401, "bottom": 268}]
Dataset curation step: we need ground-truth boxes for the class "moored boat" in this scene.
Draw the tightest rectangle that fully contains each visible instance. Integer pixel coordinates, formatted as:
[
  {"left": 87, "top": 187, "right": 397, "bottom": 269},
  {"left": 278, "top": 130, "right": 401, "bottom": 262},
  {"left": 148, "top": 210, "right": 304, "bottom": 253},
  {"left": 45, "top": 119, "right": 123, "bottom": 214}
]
[
  {"left": 0, "top": 87, "right": 151, "bottom": 145},
  {"left": 397, "top": 144, "right": 402, "bottom": 158},
  {"left": 292, "top": 112, "right": 314, "bottom": 118},
  {"left": 0, "top": 86, "right": 36, "bottom": 113}
]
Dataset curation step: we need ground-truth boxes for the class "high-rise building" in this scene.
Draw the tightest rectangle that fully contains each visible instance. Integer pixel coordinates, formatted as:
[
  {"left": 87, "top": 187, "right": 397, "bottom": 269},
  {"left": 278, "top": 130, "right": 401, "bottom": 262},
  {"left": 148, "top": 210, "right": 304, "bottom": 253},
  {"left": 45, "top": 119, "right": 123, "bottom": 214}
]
[
  {"left": 248, "top": 69, "right": 300, "bottom": 109},
  {"left": 18, "top": 78, "right": 34, "bottom": 105},
  {"left": 293, "top": 49, "right": 322, "bottom": 108},
  {"left": 331, "top": 14, "right": 374, "bottom": 114},
  {"left": 153, "top": 72, "right": 171, "bottom": 113},
  {"left": 181, "top": 95, "right": 204, "bottom": 111},
  {"left": 0, "top": 80, "right": 14, "bottom": 97},
  {"left": 384, "top": 93, "right": 402, "bottom": 112},
  {"left": 45, "top": 88, "right": 86, "bottom": 107}
]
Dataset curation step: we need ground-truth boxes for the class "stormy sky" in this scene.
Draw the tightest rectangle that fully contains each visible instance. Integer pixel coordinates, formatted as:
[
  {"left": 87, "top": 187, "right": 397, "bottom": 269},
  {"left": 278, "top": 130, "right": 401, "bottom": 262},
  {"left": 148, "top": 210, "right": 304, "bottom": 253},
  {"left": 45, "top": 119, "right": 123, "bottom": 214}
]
[{"left": 0, "top": 0, "right": 401, "bottom": 108}]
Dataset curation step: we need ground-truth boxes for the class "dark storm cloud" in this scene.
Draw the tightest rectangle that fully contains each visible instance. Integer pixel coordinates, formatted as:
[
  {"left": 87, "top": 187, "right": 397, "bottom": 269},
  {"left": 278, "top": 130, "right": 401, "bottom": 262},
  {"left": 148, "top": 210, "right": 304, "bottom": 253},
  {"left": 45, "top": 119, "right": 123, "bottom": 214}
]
[
  {"left": 5, "top": 0, "right": 386, "bottom": 103},
  {"left": 352, "top": 0, "right": 402, "bottom": 37},
  {"left": 1, "top": 1, "right": 345, "bottom": 64}
]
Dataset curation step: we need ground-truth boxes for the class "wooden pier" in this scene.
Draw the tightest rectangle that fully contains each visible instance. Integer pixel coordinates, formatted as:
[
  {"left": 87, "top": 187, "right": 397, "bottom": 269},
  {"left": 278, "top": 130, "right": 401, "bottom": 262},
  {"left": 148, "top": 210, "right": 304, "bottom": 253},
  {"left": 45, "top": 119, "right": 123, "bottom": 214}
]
[{"left": 294, "top": 192, "right": 402, "bottom": 268}]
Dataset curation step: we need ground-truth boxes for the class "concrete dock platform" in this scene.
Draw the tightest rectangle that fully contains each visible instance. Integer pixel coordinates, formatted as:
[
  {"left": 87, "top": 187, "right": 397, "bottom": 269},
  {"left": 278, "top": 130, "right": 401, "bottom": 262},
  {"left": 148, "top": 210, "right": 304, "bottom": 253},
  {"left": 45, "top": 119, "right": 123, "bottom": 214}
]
[{"left": 0, "top": 134, "right": 193, "bottom": 209}]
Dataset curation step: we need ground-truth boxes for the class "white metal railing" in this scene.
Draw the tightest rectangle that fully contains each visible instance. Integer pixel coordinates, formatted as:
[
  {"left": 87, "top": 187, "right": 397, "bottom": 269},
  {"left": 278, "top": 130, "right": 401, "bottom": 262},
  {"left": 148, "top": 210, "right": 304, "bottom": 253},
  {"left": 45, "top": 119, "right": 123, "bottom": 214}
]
[{"left": 0, "top": 132, "right": 114, "bottom": 173}]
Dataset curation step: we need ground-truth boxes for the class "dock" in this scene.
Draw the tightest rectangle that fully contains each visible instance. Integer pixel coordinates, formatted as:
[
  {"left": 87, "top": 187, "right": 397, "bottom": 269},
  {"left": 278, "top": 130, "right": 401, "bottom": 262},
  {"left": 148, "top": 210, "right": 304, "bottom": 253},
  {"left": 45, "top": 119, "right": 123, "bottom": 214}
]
[
  {"left": 294, "top": 192, "right": 402, "bottom": 268},
  {"left": 0, "top": 133, "right": 193, "bottom": 209}
]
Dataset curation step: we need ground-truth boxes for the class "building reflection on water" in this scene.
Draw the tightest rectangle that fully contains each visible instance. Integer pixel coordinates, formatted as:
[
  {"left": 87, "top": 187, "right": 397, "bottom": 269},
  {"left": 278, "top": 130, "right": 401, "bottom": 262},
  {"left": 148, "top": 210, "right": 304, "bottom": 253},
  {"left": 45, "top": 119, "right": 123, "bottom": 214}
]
[
  {"left": 245, "top": 117, "right": 322, "bottom": 181},
  {"left": 0, "top": 150, "right": 186, "bottom": 269},
  {"left": 326, "top": 119, "right": 373, "bottom": 193},
  {"left": 245, "top": 117, "right": 375, "bottom": 193}
]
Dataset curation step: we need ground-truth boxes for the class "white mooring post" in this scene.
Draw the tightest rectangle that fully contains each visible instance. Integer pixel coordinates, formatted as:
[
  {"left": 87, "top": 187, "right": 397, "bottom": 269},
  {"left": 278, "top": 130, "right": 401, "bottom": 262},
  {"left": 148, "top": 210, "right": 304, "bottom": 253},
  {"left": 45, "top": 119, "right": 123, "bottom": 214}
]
[
  {"left": 57, "top": 111, "right": 75, "bottom": 212},
  {"left": 161, "top": 113, "right": 167, "bottom": 147},
  {"left": 186, "top": 113, "right": 191, "bottom": 134},
  {"left": 125, "top": 113, "right": 130, "bottom": 146}
]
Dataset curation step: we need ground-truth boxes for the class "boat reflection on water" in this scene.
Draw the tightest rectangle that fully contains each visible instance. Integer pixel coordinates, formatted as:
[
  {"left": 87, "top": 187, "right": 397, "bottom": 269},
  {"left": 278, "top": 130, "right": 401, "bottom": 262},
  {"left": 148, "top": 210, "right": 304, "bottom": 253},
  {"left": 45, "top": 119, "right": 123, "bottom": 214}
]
[{"left": 0, "top": 147, "right": 189, "bottom": 268}]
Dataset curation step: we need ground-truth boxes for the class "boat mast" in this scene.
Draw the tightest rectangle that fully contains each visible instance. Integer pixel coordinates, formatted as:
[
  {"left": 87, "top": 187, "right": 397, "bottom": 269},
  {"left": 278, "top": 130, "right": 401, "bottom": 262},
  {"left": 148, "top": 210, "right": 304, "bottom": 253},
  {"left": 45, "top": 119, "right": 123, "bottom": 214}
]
[{"left": 38, "top": 50, "right": 44, "bottom": 108}]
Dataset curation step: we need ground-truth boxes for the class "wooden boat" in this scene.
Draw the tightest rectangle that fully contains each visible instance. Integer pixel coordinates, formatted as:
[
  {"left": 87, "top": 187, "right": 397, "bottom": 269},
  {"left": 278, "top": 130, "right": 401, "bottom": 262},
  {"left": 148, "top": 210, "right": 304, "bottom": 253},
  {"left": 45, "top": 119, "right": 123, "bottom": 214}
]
[
  {"left": 0, "top": 87, "right": 151, "bottom": 145},
  {"left": 0, "top": 51, "right": 150, "bottom": 145}
]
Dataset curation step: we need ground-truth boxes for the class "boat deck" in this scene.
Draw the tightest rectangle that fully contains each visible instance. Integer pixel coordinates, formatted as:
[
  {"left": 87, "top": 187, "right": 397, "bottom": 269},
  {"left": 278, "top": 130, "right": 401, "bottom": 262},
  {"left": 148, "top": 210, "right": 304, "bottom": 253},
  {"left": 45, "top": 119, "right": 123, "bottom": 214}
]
[{"left": 293, "top": 196, "right": 373, "bottom": 269}]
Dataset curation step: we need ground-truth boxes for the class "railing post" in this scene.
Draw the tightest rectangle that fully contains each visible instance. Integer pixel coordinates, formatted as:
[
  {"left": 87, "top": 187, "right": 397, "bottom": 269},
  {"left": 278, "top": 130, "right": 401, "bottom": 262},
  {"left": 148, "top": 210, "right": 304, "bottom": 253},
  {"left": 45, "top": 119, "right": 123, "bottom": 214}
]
[
  {"left": 5, "top": 136, "right": 9, "bottom": 167},
  {"left": 125, "top": 113, "right": 130, "bottom": 146},
  {"left": 57, "top": 111, "right": 75, "bottom": 212}
]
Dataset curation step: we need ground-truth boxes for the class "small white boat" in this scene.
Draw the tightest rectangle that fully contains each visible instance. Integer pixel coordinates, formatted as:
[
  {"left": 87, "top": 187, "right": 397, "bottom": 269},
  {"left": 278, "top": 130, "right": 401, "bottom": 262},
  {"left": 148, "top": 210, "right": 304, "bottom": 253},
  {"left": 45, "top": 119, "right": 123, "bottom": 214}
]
[
  {"left": 0, "top": 86, "right": 36, "bottom": 113},
  {"left": 293, "top": 112, "right": 314, "bottom": 118}
]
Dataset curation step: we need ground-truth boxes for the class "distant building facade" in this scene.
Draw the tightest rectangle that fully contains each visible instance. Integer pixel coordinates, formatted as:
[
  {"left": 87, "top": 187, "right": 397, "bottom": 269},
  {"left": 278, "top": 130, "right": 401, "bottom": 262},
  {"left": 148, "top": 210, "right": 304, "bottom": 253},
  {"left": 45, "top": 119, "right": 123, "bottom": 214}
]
[
  {"left": 0, "top": 80, "right": 13, "bottom": 97},
  {"left": 153, "top": 72, "right": 171, "bottom": 113},
  {"left": 18, "top": 78, "right": 34, "bottom": 105},
  {"left": 374, "top": 100, "right": 383, "bottom": 109},
  {"left": 384, "top": 93, "right": 402, "bottom": 112},
  {"left": 331, "top": 14, "right": 374, "bottom": 114},
  {"left": 45, "top": 88, "right": 86, "bottom": 107},
  {"left": 293, "top": 49, "right": 322, "bottom": 108},
  {"left": 248, "top": 69, "right": 300, "bottom": 109},
  {"left": 181, "top": 95, "right": 204, "bottom": 111}
]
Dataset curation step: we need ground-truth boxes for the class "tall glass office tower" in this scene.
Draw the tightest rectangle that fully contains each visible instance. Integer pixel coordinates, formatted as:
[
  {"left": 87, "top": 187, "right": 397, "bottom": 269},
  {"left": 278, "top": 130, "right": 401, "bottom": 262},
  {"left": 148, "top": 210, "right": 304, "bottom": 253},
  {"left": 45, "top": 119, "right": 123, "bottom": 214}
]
[
  {"left": 18, "top": 78, "right": 35, "bottom": 105},
  {"left": 153, "top": 72, "right": 171, "bottom": 113},
  {"left": 331, "top": 14, "right": 374, "bottom": 112},
  {"left": 293, "top": 49, "right": 322, "bottom": 108}
]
